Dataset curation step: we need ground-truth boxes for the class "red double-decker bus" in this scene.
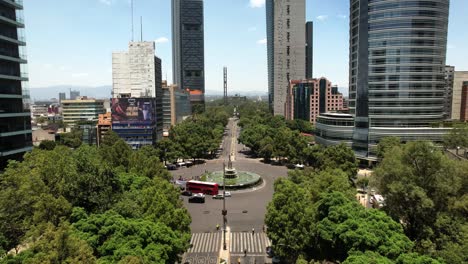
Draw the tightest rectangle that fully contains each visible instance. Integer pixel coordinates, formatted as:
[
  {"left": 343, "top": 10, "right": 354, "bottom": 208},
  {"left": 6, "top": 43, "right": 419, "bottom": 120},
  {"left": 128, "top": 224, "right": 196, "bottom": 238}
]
[{"left": 187, "top": 180, "right": 219, "bottom": 195}]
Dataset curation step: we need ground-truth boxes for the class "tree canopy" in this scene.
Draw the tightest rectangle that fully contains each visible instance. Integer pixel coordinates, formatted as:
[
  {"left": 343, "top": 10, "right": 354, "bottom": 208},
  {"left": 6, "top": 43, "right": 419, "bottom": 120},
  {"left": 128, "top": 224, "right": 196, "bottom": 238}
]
[
  {"left": 373, "top": 140, "right": 468, "bottom": 263},
  {"left": 0, "top": 136, "right": 190, "bottom": 263}
]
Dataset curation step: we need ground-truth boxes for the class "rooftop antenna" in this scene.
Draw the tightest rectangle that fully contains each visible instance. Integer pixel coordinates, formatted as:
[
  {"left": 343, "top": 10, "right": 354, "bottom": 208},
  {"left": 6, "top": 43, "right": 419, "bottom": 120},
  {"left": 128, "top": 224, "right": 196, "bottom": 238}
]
[
  {"left": 131, "top": 0, "right": 134, "bottom": 41},
  {"left": 140, "top": 16, "right": 143, "bottom": 41}
]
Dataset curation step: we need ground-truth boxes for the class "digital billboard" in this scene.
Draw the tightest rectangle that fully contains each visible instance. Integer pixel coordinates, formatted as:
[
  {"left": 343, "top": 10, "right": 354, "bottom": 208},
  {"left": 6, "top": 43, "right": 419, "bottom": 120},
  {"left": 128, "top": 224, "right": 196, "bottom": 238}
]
[{"left": 111, "top": 98, "right": 156, "bottom": 124}]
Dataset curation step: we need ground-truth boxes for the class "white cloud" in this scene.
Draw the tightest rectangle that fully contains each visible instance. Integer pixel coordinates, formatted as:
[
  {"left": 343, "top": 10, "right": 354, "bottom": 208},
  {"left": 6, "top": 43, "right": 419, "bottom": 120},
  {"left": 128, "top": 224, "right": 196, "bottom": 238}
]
[
  {"left": 248, "top": 27, "right": 257, "bottom": 32},
  {"left": 337, "top": 14, "right": 347, "bottom": 19},
  {"left": 72, "top": 73, "right": 89, "bottom": 78},
  {"left": 257, "top": 38, "right": 267, "bottom": 45},
  {"left": 155, "top": 37, "right": 169, "bottom": 44},
  {"left": 249, "top": 0, "right": 265, "bottom": 8},
  {"left": 316, "top": 15, "right": 329, "bottom": 21}
]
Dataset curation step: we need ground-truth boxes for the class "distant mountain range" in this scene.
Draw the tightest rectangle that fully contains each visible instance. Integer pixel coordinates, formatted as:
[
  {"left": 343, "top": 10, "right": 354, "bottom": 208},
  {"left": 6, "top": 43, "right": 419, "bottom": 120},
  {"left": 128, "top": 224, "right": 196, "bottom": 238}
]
[
  {"left": 30, "top": 85, "right": 112, "bottom": 101},
  {"left": 30, "top": 85, "right": 346, "bottom": 101},
  {"left": 29, "top": 85, "right": 268, "bottom": 101}
]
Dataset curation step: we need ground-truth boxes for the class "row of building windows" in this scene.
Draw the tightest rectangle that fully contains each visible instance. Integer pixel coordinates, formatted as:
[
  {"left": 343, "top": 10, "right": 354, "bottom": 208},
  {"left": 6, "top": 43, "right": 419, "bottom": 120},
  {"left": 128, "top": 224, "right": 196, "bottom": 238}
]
[
  {"left": 369, "top": 38, "right": 445, "bottom": 48},
  {"left": 369, "top": 9, "right": 447, "bottom": 21},
  {"left": 369, "top": 20, "right": 446, "bottom": 31},
  {"left": 368, "top": 75, "right": 445, "bottom": 82},
  {"left": 368, "top": 1, "right": 448, "bottom": 12}
]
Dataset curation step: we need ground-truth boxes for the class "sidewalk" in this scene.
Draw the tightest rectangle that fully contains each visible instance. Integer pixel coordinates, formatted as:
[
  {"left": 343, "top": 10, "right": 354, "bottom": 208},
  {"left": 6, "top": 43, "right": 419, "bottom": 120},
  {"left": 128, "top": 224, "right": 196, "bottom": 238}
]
[{"left": 218, "top": 226, "right": 231, "bottom": 263}]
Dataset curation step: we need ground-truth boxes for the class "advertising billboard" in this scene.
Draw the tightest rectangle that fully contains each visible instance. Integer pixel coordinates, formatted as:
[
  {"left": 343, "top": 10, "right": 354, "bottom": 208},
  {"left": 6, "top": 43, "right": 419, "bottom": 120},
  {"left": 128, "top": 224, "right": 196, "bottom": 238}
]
[{"left": 111, "top": 98, "right": 156, "bottom": 124}]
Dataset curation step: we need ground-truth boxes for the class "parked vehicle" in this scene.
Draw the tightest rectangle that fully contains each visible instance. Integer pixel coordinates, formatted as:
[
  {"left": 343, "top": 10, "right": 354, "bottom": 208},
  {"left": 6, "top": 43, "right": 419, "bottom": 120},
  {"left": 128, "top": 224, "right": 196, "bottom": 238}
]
[
  {"left": 185, "top": 161, "right": 193, "bottom": 167},
  {"left": 187, "top": 180, "right": 219, "bottom": 195}
]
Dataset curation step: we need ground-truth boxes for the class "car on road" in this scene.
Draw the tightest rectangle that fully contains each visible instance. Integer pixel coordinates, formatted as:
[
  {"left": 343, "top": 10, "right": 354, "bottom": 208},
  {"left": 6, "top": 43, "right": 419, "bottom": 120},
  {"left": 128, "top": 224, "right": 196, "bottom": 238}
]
[
  {"left": 212, "top": 192, "right": 232, "bottom": 199},
  {"left": 176, "top": 162, "right": 186, "bottom": 167},
  {"left": 188, "top": 193, "right": 205, "bottom": 203},
  {"left": 185, "top": 161, "right": 193, "bottom": 167},
  {"left": 181, "top": 190, "right": 192, "bottom": 196}
]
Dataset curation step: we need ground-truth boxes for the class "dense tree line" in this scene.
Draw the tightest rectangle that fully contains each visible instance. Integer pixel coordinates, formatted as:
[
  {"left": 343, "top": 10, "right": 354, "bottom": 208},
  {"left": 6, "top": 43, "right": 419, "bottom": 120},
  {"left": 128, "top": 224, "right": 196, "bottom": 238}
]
[
  {"left": 373, "top": 140, "right": 468, "bottom": 263},
  {"left": 266, "top": 139, "right": 467, "bottom": 263},
  {"left": 238, "top": 102, "right": 315, "bottom": 164},
  {"left": 0, "top": 137, "right": 191, "bottom": 263}
]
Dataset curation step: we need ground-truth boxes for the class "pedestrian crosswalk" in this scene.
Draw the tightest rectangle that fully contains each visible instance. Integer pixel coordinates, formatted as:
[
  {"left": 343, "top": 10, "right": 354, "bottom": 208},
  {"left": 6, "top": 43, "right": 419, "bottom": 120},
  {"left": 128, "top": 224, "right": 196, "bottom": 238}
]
[
  {"left": 187, "top": 232, "right": 221, "bottom": 253},
  {"left": 230, "top": 232, "right": 271, "bottom": 254},
  {"left": 186, "top": 232, "right": 271, "bottom": 254}
]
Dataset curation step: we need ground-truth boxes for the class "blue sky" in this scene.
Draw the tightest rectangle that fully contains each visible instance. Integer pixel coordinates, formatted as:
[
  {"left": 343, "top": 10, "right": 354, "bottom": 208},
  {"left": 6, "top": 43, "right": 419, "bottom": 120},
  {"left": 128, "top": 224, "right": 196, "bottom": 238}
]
[{"left": 25, "top": 0, "right": 468, "bottom": 95}]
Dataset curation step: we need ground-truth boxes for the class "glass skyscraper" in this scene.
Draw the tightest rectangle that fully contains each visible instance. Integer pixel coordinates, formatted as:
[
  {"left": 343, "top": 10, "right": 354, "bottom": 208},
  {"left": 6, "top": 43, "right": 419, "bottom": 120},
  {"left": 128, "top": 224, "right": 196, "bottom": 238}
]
[
  {"left": 349, "top": 0, "right": 450, "bottom": 157},
  {"left": 172, "top": 0, "right": 205, "bottom": 109},
  {"left": 0, "top": 0, "right": 32, "bottom": 169}
]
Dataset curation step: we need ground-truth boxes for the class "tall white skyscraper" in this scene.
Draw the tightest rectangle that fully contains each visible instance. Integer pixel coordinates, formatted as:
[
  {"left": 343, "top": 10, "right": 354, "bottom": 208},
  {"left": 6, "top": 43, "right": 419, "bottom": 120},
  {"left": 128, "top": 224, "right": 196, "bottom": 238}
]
[{"left": 266, "top": 0, "right": 308, "bottom": 116}]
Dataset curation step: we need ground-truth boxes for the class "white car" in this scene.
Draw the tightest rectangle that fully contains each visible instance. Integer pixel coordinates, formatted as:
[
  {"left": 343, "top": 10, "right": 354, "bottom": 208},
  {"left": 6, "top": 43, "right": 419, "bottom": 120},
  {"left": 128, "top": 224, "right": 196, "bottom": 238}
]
[
  {"left": 193, "top": 193, "right": 205, "bottom": 198},
  {"left": 212, "top": 192, "right": 231, "bottom": 199}
]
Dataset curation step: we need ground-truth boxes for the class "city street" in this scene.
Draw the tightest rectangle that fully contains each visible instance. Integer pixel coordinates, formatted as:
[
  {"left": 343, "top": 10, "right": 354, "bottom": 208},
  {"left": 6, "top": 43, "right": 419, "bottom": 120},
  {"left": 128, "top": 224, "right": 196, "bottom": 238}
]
[{"left": 173, "top": 118, "right": 288, "bottom": 263}]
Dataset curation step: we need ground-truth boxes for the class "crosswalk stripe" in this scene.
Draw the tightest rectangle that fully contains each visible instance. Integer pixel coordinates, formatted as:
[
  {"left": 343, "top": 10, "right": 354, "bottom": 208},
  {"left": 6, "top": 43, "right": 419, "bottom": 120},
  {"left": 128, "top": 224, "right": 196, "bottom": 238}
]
[{"left": 194, "top": 233, "right": 201, "bottom": 253}]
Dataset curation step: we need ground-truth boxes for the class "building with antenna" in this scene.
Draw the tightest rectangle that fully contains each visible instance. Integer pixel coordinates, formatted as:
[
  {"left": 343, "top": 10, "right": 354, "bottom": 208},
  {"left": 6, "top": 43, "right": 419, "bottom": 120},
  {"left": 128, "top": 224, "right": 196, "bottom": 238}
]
[
  {"left": 172, "top": 0, "right": 205, "bottom": 110},
  {"left": 111, "top": 41, "right": 163, "bottom": 148}
]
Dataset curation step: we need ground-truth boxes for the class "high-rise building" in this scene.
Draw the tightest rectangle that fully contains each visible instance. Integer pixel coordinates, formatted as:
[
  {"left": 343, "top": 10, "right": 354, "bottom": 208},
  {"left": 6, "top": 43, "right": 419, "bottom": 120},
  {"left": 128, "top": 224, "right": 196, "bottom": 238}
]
[
  {"left": 0, "top": 0, "right": 32, "bottom": 169},
  {"left": 461, "top": 81, "right": 468, "bottom": 122},
  {"left": 70, "top": 90, "right": 80, "bottom": 100},
  {"left": 111, "top": 41, "right": 163, "bottom": 148},
  {"left": 266, "top": 0, "right": 312, "bottom": 116},
  {"left": 444, "top": 65, "right": 455, "bottom": 119},
  {"left": 285, "top": 78, "right": 344, "bottom": 124},
  {"left": 59, "top": 92, "right": 66, "bottom": 103},
  {"left": 162, "top": 81, "right": 191, "bottom": 136},
  {"left": 347, "top": 0, "right": 450, "bottom": 158},
  {"left": 451, "top": 71, "right": 468, "bottom": 120},
  {"left": 305, "top": 21, "right": 313, "bottom": 79},
  {"left": 172, "top": 0, "right": 205, "bottom": 109}
]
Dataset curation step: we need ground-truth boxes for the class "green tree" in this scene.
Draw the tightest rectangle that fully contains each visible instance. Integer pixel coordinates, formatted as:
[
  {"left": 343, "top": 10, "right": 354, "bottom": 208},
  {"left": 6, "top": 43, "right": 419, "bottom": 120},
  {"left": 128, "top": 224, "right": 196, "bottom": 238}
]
[
  {"left": 374, "top": 141, "right": 467, "bottom": 262},
  {"left": 443, "top": 124, "right": 468, "bottom": 150},
  {"left": 376, "top": 137, "right": 401, "bottom": 160},
  {"left": 317, "top": 143, "right": 358, "bottom": 182},
  {"left": 38, "top": 140, "right": 56, "bottom": 150},
  {"left": 343, "top": 251, "right": 393, "bottom": 264},
  {"left": 4, "top": 223, "right": 96, "bottom": 264},
  {"left": 315, "top": 192, "right": 413, "bottom": 261},
  {"left": 265, "top": 179, "right": 314, "bottom": 263},
  {"left": 72, "top": 210, "right": 189, "bottom": 264}
]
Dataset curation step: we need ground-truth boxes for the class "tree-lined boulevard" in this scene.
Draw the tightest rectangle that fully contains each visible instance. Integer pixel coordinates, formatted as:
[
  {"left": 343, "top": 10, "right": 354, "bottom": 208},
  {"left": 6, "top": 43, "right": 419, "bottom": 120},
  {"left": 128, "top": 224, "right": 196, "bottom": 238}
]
[{"left": 0, "top": 100, "right": 467, "bottom": 264}]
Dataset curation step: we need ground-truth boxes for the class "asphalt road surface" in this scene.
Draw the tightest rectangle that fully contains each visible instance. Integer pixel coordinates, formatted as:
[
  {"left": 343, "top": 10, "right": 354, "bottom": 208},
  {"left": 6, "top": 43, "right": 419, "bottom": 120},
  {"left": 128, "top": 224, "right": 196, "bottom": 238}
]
[{"left": 172, "top": 118, "right": 288, "bottom": 263}]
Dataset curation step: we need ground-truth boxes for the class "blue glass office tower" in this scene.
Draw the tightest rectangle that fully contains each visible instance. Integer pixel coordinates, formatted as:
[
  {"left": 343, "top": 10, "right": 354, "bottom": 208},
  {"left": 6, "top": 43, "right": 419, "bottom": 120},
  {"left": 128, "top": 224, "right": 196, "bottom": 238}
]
[{"left": 349, "top": 0, "right": 450, "bottom": 158}]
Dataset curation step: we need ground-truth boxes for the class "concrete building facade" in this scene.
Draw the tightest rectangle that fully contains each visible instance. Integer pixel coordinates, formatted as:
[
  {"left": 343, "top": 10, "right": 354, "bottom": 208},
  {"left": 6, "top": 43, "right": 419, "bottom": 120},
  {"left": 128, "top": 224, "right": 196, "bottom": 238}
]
[
  {"left": 111, "top": 41, "right": 163, "bottom": 144},
  {"left": 172, "top": 0, "right": 205, "bottom": 108},
  {"left": 61, "top": 97, "right": 105, "bottom": 125},
  {"left": 96, "top": 112, "right": 111, "bottom": 146},
  {"left": 444, "top": 65, "right": 454, "bottom": 119},
  {"left": 451, "top": 71, "right": 468, "bottom": 120},
  {"left": 162, "top": 81, "right": 191, "bottom": 136},
  {"left": 0, "top": 0, "right": 32, "bottom": 169},
  {"left": 285, "top": 78, "right": 344, "bottom": 124},
  {"left": 305, "top": 21, "right": 313, "bottom": 79},
  {"left": 266, "top": 0, "right": 311, "bottom": 116}
]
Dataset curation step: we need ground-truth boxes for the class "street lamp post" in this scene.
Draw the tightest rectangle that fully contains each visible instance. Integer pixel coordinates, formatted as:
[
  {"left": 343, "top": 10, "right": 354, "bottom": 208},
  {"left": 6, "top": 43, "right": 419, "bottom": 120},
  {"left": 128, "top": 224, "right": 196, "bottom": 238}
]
[{"left": 222, "top": 162, "right": 227, "bottom": 250}]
